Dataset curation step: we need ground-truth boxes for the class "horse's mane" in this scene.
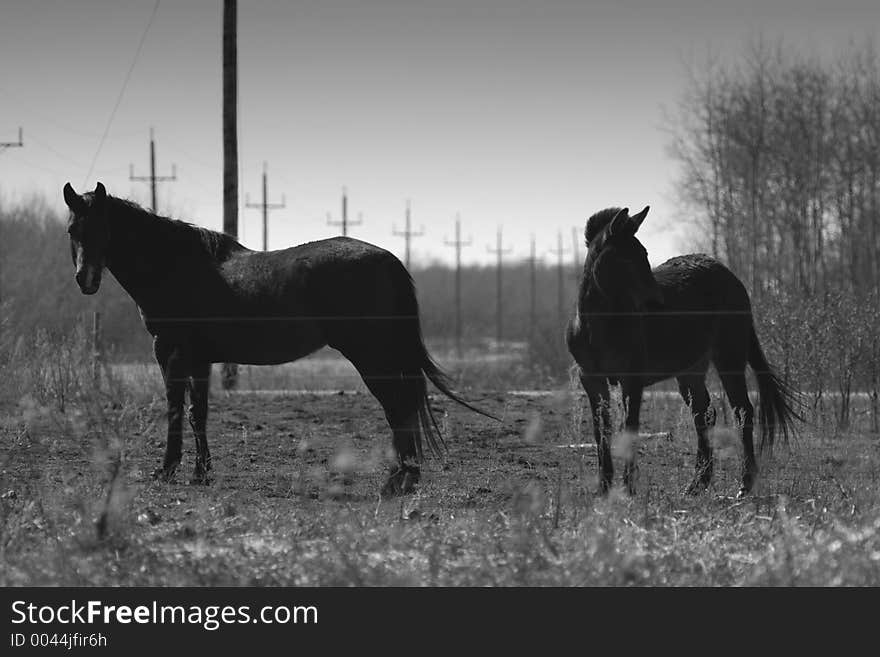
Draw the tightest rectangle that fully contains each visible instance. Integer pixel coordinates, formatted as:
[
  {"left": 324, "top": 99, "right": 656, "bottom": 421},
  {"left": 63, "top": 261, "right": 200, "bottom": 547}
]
[
  {"left": 107, "top": 196, "right": 243, "bottom": 260},
  {"left": 584, "top": 207, "right": 623, "bottom": 245}
]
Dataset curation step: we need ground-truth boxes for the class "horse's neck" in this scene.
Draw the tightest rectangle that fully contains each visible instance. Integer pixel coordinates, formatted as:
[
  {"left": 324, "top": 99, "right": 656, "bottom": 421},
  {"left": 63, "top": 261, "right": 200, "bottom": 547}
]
[
  {"left": 577, "top": 280, "right": 637, "bottom": 345},
  {"left": 105, "top": 209, "right": 179, "bottom": 307},
  {"left": 577, "top": 279, "right": 613, "bottom": 319}
]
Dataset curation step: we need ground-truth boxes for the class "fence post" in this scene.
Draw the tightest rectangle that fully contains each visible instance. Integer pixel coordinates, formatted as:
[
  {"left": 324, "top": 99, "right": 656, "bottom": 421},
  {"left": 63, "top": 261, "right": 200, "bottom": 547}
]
[
  {"left": 92, "top": 311, "right": 102, "bottom": 390},
  {"left": 221, "top": 363, "right": 238, "bottom": 391}
]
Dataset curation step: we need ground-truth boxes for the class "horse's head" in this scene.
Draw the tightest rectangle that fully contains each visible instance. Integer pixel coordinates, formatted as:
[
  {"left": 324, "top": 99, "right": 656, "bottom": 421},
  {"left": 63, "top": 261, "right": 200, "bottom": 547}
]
[
  {"left": 63, "top": 182, "right": 109, "bottom": 295},
  {"left": 584, "top": 206, "right": 663, "bottom": 311}
]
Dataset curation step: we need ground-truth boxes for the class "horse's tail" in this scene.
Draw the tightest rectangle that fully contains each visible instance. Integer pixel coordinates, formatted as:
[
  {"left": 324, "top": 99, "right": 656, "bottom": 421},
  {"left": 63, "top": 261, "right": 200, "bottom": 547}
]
[
  {"left": 393, "top": 262, "right": 500, "bottom": 459},
  {"left": 748, "top": 324, "right": 804, "bottom": 454}
]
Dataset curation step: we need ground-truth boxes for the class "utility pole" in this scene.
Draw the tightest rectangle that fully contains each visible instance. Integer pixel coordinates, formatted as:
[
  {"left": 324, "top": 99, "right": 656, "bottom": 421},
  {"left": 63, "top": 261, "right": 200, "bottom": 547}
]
[
  {"left": 221, "top": 0, "right": 239, "bottom": 390},
  {"left": 129, "top": 127, "right": 176, "bottom": 213},
  {"left": 0, "top": 127, "right": 23, "bottom": 329},
  {"left": 548, "top": 231, "right": 569, "bottom": 332},
  {"left": 444, "top": 215, "right": 471, "bottom": 359},
  {"left": 526, "top": 234, "right": 539, "bottom": 344},
  {"left": 572, "top": 227, "right": 582, "bottom": 271},
  {"left": 327, "top": 187, "right": 362, "bottom": 236},
  {"left": 245, "top": 162, "right": 285, "bottom": 251},
  {"left": 0, "top": 127, "right": 23, "bottom": 154},
  {"left": 487, "top": 227, "right": 512, "bottom": 347},
  {"left": 392, "top": 199, "right": 424, "bottom": 270}
]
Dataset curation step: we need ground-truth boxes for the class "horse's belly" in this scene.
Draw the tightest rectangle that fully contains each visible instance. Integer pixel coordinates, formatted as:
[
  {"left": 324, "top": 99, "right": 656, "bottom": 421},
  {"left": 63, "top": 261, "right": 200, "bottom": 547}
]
[{"left": 199, "top": 317, "right": 327, "bottom": 365}]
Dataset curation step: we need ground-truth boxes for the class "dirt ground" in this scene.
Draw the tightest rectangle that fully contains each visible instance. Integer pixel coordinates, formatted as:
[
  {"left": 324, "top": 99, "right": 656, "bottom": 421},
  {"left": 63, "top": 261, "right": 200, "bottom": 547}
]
[{"left": 2, "top": 387, "right": 880, "bottom": 586}]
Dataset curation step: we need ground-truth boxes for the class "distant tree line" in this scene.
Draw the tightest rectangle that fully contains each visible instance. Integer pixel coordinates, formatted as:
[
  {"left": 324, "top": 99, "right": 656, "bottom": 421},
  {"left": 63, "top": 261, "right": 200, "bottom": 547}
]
[
  {"left": 670, "top": 38, "right": 880, "bottom": 429},
  {"left": 0, "top": 198, "right": 147, "bottom": 359},
  {"left": 671, "top": 38, "right": 880, "bottom": 298}
]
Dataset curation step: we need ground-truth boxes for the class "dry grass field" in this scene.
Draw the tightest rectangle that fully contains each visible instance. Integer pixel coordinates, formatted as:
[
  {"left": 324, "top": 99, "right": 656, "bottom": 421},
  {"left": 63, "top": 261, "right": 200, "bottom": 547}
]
[{"left": 2, "top": 363, "right": 879, "bottom": 586}]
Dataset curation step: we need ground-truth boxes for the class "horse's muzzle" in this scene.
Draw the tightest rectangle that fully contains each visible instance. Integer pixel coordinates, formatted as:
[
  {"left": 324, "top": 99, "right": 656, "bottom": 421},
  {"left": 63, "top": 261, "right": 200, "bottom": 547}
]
[{"left": 75, "top": 267, "right": 101, "bottom": 295}]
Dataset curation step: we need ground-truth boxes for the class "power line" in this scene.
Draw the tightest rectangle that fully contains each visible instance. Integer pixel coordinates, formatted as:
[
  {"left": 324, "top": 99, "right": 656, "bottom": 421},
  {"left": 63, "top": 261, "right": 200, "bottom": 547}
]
[
  {"left": 0, "top": 127, "right": 23, "bottom": 154},
  {"left": 25, "top": 130, "right": 92, "bottom": 168},
  {"left": 83, "top": 0, "right": 161, "bottom": 186},
  {"left": 0, "top": 86, "right": 142, "bottom": 139},
  {"left": 245, "top": 162, "right": 285, "bottom": 251}
]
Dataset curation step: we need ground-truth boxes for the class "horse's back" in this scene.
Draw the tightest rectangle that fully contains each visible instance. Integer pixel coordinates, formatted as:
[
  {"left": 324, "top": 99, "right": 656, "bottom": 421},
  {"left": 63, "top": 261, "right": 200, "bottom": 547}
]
[
  {"left": 652, "top": 254, "right": 751, "bottom": 312},
  {"left": 646, "top": 253, "right": 754, "bottom": 372},
  {"left": 219, "top": 236, "right": 411, "bottom": 323},
  {"left": 279, "top": 236, "right": 393, "bottom": 262},
  {"left": 226, "top": 236, "right": 393, "bottom": 272}
]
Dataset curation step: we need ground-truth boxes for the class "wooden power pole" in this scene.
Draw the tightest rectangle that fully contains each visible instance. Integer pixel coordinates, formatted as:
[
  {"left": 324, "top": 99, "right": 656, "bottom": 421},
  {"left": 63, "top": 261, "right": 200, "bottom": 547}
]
[
  {"left": 487, "top": 227, "right": 512, "bottom": 347},
  {"left": 444, "top": 215, "right": 471, "bottom": 359},
  {"left": 526, "top": 234, "right": 539, "bottom": 344},
  {"left": 129, "top": 127, "right": 176, "bottom": 212},
  {"left": 327, "top": 187, "right": 362, "bottom": 236},
  {"left": 0, "top": 127, "right": 23, "bottom": 332},
  {"left": 548, "top": 231, "right": 569, "bottom": 333},
  {"left": 221, "top": 0, "right": 239, "bottom": 390},
  {"left": 246, "top": 162, "right": 285, "bottom": 251},
  {"left": 392, "top": 199, "right": 424, "bottom": 270}
]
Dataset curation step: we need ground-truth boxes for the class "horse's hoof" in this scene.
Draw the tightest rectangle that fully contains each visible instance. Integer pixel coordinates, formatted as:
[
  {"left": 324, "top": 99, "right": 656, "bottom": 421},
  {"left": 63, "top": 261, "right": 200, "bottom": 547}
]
[
  {"left": 738, "top": 473, "right": 756, "bottom": 499},
  {"left": 151, "top": 462, "right": 179, "bottom": 482},
  {"left": 623, "top": 468, "right": 638, "bottom": 496},
  {"left": 189, "top": 471, "right": 212, "bottom": 486},
  {"left": 189, "top": 457, "right": 212, "bottom": 485},
  {"left": 381, "top": 466, "right": 420, "bottom": 498}
]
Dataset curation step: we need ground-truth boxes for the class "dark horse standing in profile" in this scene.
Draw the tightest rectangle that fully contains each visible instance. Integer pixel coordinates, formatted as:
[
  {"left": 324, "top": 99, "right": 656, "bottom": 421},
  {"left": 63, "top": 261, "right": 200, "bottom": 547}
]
[
  {"left": 566, "top": 206, "right": 801, "bottom": 498},
  {"left": 63, "top": 182, "right": 490, "bottom": 496}
]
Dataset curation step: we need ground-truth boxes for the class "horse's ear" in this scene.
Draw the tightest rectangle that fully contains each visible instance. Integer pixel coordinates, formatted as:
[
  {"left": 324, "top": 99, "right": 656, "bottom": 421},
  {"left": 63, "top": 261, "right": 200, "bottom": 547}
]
[
  {"left": 63, "top": 183, "right": 84, "bottom": 212},
  {"left": 630, "top": 205, "right": 650, "bottom": 233},
  {"left": 94, "top": 182, "right": 107, "bottom": 203},
  {"left": 608, "top": 207, "right": 630, "bottom": 238}
]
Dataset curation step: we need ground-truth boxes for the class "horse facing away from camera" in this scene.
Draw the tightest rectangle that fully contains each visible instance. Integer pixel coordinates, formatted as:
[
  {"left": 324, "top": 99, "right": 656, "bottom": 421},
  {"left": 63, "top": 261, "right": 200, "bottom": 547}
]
[
  {"left": 566, "top": 206, "right": 802, "bottom": 498},
  {"left": 63, "top": 182, "right": 495, "bottom": 496}
]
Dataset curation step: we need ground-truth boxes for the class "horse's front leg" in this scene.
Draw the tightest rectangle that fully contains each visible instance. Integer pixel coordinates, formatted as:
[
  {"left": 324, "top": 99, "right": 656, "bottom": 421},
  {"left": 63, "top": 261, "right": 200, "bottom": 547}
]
[
  {"left": 621, "top": 380, "right": 643, "bottom": 496},
  {"left": 188, "top": 361, "right": 212, "bottom": 485},
  {"left": 152, "top": 339, "right": 189, "bottom": 481},
  {"left": 579, "top": 370, "right": 613, "bottom": 495}
]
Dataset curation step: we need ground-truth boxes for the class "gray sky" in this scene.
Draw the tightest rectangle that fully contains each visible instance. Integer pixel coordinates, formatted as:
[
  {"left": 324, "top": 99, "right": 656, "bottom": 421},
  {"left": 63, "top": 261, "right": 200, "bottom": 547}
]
[{"left": 1, "top": 0, "right": 878, "bottom": 266}]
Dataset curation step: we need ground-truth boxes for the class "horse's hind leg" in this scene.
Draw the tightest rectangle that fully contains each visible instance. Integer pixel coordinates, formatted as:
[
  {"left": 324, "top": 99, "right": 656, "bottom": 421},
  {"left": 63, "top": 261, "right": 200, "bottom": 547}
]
[
  {"left": 187, "top": 361, "right": 212, "bottom": 485},
  {"left": 350, "top": 360, "right": 423, "bottom": 497},
  {"left": 677, "top": 374, "right": 715, "bottom": 494},
  {"left": 717, "top": 367, "right": 757, "bottom": 497},
  {"left": 382, "top": 411, "right": 421, "bottom": 498},
  {"left": 379, "top": 377, "right": 423, "bottom": 497}
]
